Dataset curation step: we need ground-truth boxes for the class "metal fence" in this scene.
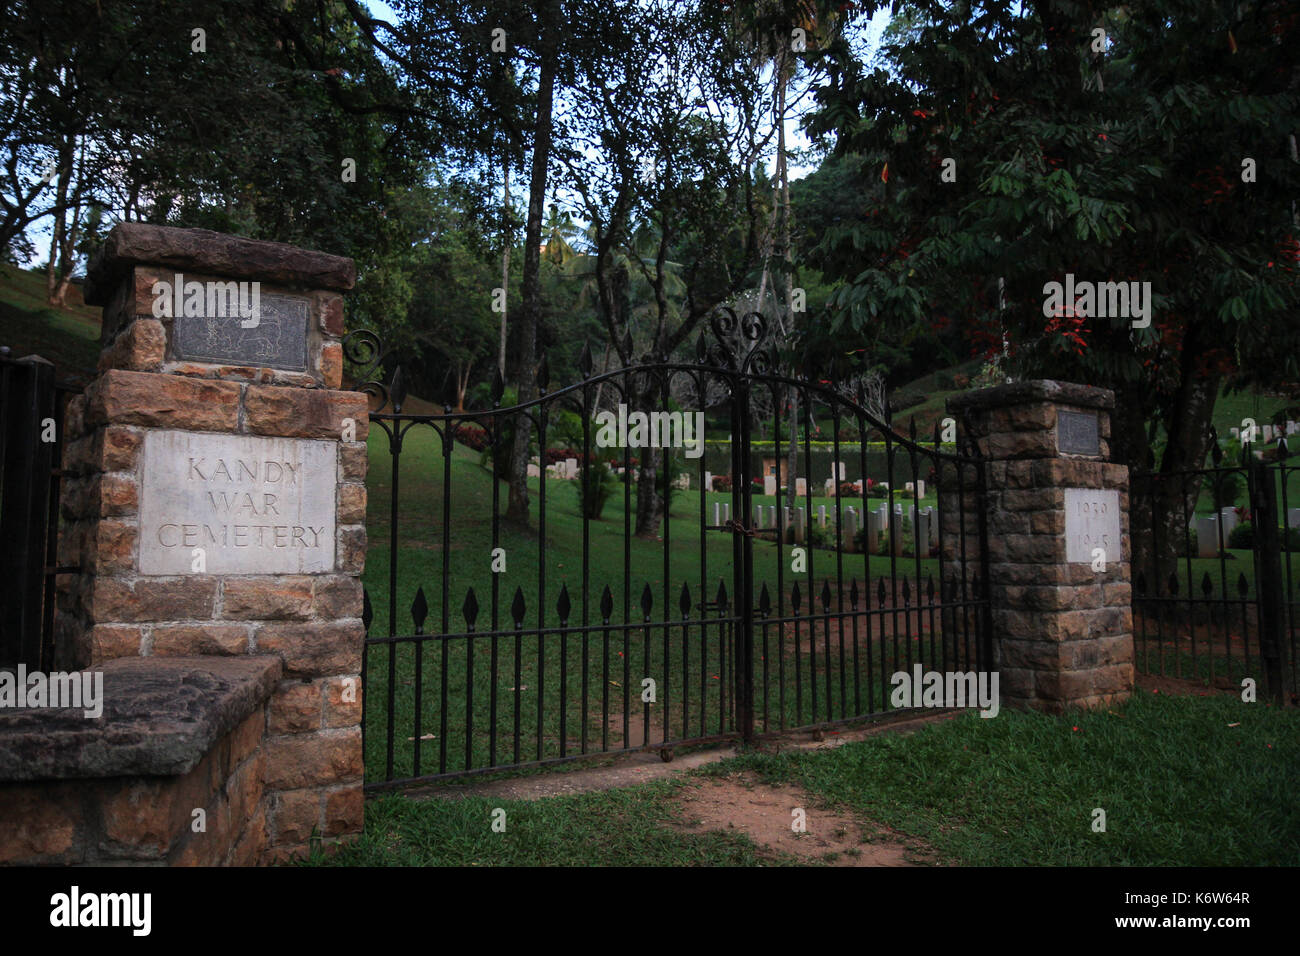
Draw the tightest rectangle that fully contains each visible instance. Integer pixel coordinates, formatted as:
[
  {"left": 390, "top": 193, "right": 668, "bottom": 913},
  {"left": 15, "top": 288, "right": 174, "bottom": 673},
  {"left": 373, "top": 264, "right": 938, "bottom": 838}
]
[
  {"left": 1130, "top": 435, "right": 1297, "bottom": 705},
  {"left": 0, "top": 348, "right": 75, "bottom": 669},
  {"left": 354, "top": 311, "right": 993, "bottom": 790}
]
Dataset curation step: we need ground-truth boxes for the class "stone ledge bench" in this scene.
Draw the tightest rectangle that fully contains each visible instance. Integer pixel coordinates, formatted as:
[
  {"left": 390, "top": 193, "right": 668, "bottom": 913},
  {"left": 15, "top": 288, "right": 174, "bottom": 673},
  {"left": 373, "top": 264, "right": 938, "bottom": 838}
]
[{"left": 0, "top": 656, "right": 280, "bottom": 865}]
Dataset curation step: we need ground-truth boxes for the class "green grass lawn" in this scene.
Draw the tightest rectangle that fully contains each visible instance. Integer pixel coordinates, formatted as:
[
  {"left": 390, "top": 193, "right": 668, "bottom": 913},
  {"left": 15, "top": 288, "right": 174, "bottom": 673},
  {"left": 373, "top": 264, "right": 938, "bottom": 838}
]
[
  {"left": 0, "top": 264, "right": 101, "bottom": 372},
  {"left": 308, "top": 689, "right": 1300, "bottom": 866}
]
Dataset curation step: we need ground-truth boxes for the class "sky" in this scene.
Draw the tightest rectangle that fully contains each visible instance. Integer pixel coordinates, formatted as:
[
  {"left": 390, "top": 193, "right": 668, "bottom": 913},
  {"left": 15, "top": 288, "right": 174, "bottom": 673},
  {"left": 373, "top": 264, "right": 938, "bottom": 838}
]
[{"left": 19, "top": 2, "right": 892, "bottom": 267}]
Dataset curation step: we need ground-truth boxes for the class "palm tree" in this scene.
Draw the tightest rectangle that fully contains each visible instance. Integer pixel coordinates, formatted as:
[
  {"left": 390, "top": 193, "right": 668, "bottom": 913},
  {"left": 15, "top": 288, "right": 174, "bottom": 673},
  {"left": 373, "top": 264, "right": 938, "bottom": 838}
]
[{"left": 732, "top": 1, "right": 841, "bottom": 510}]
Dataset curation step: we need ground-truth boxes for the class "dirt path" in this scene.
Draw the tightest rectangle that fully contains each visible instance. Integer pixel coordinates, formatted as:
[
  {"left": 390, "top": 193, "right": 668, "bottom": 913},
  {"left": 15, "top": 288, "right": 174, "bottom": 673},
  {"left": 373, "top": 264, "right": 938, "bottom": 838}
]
[
  {"left": 408, "top": 711, "right": 951, "bottom": 865},
  {"left": 671, "top": 771, "right": 933, "bottom": 866},
  {"left": 410, "top": 711, "right": 952, "bottom": 800}
]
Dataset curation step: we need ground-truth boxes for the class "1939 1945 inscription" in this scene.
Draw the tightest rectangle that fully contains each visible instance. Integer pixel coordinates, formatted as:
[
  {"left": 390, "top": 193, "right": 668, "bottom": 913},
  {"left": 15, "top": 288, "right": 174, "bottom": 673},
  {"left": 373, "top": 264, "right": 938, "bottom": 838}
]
[{"left": 139, "top": 431, "right": 336, "bottom": 574}]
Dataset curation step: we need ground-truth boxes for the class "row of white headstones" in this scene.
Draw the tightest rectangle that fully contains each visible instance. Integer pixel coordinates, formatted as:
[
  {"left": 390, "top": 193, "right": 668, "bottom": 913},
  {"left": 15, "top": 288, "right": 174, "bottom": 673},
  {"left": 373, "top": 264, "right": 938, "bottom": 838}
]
[
  {"left": 1229, "top": 421, "right": 1300, "bottom": 443},
  {"left": 709, "top": 498, "right": 938, "bottom": 553},
  {"left": 527, "top": 458, "right": 928, "bottom": 501},
  {"left": 1190, "top": 506, "right": 1300, "bottom": 557}
]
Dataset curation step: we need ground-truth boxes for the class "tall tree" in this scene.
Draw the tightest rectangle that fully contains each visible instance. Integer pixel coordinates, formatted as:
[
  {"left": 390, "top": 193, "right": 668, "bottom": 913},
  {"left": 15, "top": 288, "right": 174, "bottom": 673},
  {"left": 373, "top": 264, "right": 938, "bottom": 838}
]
[{"left": 805, "top": 0, "right": 1299, "bottom": 576}]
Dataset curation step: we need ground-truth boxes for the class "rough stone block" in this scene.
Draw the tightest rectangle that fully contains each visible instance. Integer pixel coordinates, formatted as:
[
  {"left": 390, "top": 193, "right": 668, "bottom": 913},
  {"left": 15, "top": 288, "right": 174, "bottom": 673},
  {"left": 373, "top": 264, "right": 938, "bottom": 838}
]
[
  {"left": 90, "top": 577, "right": 218, "bottom": 622},
  {"left": 152, "top": 624, "right": 250, "bottom": 656},
  {"left": 324, "top": 785, "right": 364, "bottom": 837},
  {"left": 85, "top": 369, "right": 241, "bottom": 432},
  {"left": 270, "top": 681, "right": 322, "bottom": 734},
  {"left": 244, "top": 386, "right": 368, "bottom": 440},
  {"left": 271, "top": 788, "right": 321, "bottom": 845},
  {"left": 263, "top": 729, "right": 363, "bottom": 790},
  {"left": 256, "top": 621, "right": 362, "bottom": 678},
  {"left": 223, "top": 577, "right": 314, "bottom": 621}
]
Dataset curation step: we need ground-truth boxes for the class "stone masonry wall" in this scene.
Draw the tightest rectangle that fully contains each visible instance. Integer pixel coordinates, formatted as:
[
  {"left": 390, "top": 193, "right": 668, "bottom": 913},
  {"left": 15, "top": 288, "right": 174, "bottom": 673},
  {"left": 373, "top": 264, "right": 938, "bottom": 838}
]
[
  {"left": 947, "top": 381, "right": 1135, "bottom": 713},
  {"left": 52, "top": 225, "right": 369, "bottom": 862}
]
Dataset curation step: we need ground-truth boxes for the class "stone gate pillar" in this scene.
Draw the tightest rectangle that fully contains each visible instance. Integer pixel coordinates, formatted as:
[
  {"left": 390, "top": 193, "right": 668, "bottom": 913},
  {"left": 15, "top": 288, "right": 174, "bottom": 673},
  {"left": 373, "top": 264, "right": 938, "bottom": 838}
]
[
  {"left": 947, "top": 381, "right": 1133, "bottom": 712},
  {"left": 58, "top": 224, "right": 368, "bottom": 862}
]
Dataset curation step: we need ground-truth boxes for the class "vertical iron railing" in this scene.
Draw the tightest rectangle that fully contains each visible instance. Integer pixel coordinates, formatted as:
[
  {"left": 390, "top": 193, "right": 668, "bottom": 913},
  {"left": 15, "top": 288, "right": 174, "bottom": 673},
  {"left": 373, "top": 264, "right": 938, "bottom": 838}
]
[
  {"left": 1131, "top": 431, "right": 1296, "bottom": 705},
  {"left": 351, "top": 312, "right": 993, "bottom": 790},
  {"left": 0, "top": 349, "right": 75, "bottom": 670}
]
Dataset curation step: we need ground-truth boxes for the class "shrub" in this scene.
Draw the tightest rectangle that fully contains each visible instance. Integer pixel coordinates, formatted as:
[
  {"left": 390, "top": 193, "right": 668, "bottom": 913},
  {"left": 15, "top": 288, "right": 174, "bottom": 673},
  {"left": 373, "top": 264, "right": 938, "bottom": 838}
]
[
  {"left": 889, "top": 390, "right": 927, "bottom": 413},
  {"left": 853, "top": 527, "right": 873, "bottom": 552},
  {"left": 1228, "top": 520, "right": 1300, "bottom": 551},
  {"left": 576, "top": 460, "right": 619, "bottom": 520},
  {"left": 453, "top": 424, "right": 489, "bottom": 452},
  {"left": 837, "top": 426, "right": 862, "bottom": 442},
  {"left": 952, "top": 373, "right": 970, "bottom": 388},
  {"left": 1210, "top": 471, "right": 1245, "bottom": 510},
  {"left": 545, "top": 446, "right": 580, "bottom": 465},
  {"left": 806, "top": 524, "right": 829, "bottom": 549},
  {"left": 713, "top": 475, "right": 733, "bottom": 492},
  {"left": 868, "top": 483, "right": 889, "bottom": 498},
  {"left": 837, "top": 481, "right": 860, "bottom": 497}
]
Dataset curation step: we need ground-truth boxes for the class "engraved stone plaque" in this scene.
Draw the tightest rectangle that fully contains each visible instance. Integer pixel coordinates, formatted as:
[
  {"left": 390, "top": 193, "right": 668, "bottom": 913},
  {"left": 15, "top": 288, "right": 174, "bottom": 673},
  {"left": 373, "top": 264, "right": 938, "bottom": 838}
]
[
  {"left": 1058, "top": 409, "right": 1100, "bottom": 455},
  {"left": 1064, "top": 488, "right": 1120, "bottom": 565},
  {"left": 139, "top": 430, "right": 336, "bottom": 574},
  {"left": 172, "top": 292, "right": 309, "bottom": 371}
]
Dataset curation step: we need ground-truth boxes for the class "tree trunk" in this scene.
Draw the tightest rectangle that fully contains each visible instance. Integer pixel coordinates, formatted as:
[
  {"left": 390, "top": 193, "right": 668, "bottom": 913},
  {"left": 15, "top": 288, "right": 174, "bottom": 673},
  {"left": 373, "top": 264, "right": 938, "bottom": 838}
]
[
  {"left": 634, "top": 445, "right": 664, "bottom": 539},
  {"left": 775, "top": 57, "right": 799, "bottom": 517},
  {"left": 633, "top": 370, "right": 665, "bottom": 538},
  {"left": 505, "top": 0, "right": 560, "bottom": 525},
  {"left": 455, "top": 361, "right": 471, "bottom": 412},
  {"left": 499, "top": 162, "right": 510, "bottom": 377},
  {"left": 1128, "top": 323, "right": 1221, "bottom": 605}
]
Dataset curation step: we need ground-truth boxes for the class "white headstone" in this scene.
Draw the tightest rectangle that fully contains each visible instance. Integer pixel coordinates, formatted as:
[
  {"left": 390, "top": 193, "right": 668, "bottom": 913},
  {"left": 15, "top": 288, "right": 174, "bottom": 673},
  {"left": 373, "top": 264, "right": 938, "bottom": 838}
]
[
  {"left": 713, "top": 502, "right": 721, "bottom": 526},
  {"left": 1288, "top": 508, "right": 1300, "bottom": 531},
  {"left": 917, "top": 479, "right": 926, "bottom": 499},
  {"left": 722, "top": 502, "right": 730, "bottom": 523},
  {"left": 526, "top": 462, "right": 541, "bottom": 478},
  {"left": 1230, "top": 427, "right": 1240, "bottom": 440},
  {"left": 867, "top": 506, "right": 885, "bottom": 554},
  {"left": 754, "top": 504, "right": 763, "bottom": 528},
  {"left": 764, "top": 475, "right": 777, "bottom": 496},
  {"left": 818, "top": 504, "right": 827, "bottom": 529},
  {"left": 139, "top": 430, "right": 336, "bottom": 575},
  {"left": 565, "top": 457, "right": 579, "bottom": 479},
  {"left": 796, "top": 477, "right": 807, "bottom": 496},
  {"left": 904, "top": 481, "right": 914, "bottom": 493},
  {"left": 1195, "top": 515, "right": 1219, "bottom": 558},
  {"left": 915, "top": 509, "right": 932, "bottom": 557},
  {"left": 1220, "top": 507, "right": 1239, "bottom": 538},
  {"left": 704, "top": 470, "right": 712, "bottom": 491},
  {"left": 795, "top": 506, "right": 806, "bottom": 544},
  {"left": 844, "top": 506, "right": 858, "bottom": 551},
  {"left": 768, "top": 505, "right": 776, "bottom": 528}
]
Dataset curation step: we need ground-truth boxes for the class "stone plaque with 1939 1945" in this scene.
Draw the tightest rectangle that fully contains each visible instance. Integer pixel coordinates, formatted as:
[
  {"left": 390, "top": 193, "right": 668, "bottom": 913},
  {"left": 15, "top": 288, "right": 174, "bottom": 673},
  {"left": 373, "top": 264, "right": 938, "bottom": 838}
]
[{"left": 1064, "top": 488, "right": 1120, "bottom": 565}]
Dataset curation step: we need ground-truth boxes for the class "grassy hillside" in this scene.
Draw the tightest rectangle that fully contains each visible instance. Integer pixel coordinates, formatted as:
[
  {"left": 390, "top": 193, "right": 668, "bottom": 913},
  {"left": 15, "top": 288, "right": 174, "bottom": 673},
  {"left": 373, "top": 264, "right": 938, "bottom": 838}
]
[{"left": 0, "top": 264, "right": 101, "bottom": 374}]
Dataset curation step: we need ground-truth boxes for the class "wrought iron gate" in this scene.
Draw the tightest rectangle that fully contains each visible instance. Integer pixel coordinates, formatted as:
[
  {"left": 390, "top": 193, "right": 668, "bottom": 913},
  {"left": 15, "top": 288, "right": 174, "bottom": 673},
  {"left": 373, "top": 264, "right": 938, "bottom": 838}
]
[
  {"left": 1130, "top": 434, "right": 1297, "bottom": 705},
  {"left": 352, "top": 311, "right": 993, "bottom": 791}
]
